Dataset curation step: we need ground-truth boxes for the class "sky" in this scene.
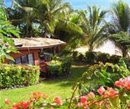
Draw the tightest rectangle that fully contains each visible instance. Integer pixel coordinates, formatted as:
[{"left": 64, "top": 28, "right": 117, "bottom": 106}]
[
  {"left": 5, "top": 0, "right": 130, "bottom": 9},
  {"left": 64, "top": 0, "right": 130, "bottom": 10}
]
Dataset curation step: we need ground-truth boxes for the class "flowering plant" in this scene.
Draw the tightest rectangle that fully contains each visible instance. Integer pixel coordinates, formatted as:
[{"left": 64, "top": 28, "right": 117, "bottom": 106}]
[
  {"left": 2, "top": 76, "right": 130, "bottom": 109},
  {"left": 67, "top": 76, "right": 130, "bottom": 109}
]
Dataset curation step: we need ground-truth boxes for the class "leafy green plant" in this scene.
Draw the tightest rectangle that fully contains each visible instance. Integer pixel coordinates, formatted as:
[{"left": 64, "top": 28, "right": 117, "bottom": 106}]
[
  {"left": 0, "top": 3, "right": 19, "bottom": 62},
  {"left": 47, "top": 56, "right": 72, "bottom": 77},
  {"left": 0, "top": 64, "right": 40, "bottom": 89},
  {"left": 84, "top": 51, "right": 97, "bottom": 64},
  {"left": 97, "top": 52, "right": 110, "bottom": 63},
  {"left": 109, "top": 55, "right": 121, "bottom": 64},
  {"left": 47, "top": 60, "right": 62, "bottom": 76},
  {"left": 78, "top": 58, "right": 130, "bottom": 94},
  {"left": 2, "top": 76, "right": 130, "bottom": 109}
]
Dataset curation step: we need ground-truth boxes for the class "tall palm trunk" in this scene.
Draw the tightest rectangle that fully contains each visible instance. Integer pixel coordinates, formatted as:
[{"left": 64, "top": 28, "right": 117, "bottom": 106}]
[
  {"left": 122, "top": 48, "right": 127, "bottom": 58},
  {"left": 88, "top": 46, "right": 93, "bottom": 52}
]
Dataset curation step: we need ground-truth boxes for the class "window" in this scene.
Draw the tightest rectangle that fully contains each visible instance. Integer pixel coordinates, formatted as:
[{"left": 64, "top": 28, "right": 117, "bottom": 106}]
[
  {"left": 15, "top": 57, "right": 21, "bottom": 64},
  {"left": 9, "top": 53, "right": 34, "bottom": 65},
  {"left": 21, "top": 55, "right": 28, "bottom": 64},
  {"left": 44, "top": 52, "right": 52, "bottom": 61},
  {"left": 28, "top": 53, "right": 34, "bottom": 65}
]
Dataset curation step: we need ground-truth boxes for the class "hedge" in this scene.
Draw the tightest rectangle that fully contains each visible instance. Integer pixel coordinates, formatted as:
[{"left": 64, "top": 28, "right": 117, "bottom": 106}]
[
  {"left": 72, "top": 51, "right": 121, "bottom": 64},
  {"left": 0, "top": 64, "right": 40, "bottom": 89},
  {"left": 47, "top": 56, "right": 72, "bottom": 76}
]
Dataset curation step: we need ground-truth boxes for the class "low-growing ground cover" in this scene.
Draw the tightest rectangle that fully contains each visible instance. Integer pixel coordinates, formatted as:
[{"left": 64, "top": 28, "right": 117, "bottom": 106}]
[{"left": 0, "top": 64, "right": 88, "bottom": 107}]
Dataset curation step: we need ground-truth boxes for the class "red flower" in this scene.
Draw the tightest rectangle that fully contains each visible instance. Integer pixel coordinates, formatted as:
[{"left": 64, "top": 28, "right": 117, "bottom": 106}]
[
  {"left": 20, "top": 101, "right": 30, "bottom": 109},
  {"left": 115, "top": 76, "right": 130, "bottom": 90},
  {"left": 5, "top": 98, "right": 10, "bottom": 105},
  {"left": 104, "top": 87, "right": 118, "bottom": 98},
  {"left": 12, "top": 103, "right": 21, "bottom": 109},
  {"left": 11, "top": 101, "right": 30, "bottom": 109},
  {"left": 114, "top": 78, "right": 124, "bottom": 88},
  {"left": 97, "top": 86, "right": 106, "bottom": 95},
  {"left": 80, "top": 96, "right": 87, "bottom": 103},
  {"left": 124, "top": 76, "right": 130, "bottom": 90},
  {"left": 54, "top": 96, "right": 63, "bottom": 105}
]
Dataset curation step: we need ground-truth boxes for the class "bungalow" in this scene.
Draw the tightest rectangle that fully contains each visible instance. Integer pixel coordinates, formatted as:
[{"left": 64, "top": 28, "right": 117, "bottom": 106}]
[{"left": 5, "top": 37, "right": 66, "bottom": 72}]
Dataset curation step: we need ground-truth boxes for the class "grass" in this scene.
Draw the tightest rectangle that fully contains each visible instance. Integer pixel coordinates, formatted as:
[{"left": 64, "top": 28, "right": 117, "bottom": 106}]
[{"left": 0, "top": 64, "right": 88, "bottom": 107}]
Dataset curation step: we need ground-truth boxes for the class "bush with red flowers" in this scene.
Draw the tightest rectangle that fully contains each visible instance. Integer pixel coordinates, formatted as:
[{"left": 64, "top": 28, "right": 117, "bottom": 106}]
[{"left": 2, "top": 76, "right": 130, "bottom": 109}]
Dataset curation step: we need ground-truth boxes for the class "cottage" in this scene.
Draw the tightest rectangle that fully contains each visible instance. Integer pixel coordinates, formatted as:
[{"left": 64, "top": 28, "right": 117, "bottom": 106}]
[{"left": 5, "top": 37, "right": 66, "bottom": 72}]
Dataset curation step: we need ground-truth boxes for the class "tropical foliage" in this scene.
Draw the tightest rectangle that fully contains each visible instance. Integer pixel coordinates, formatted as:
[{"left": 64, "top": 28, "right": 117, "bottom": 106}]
[
  {"left": 79, "top": 6, "right": 110, "bottom": 51},
  {"left": 1, "top": 0, "right": 130, "bottom": 108},
  {"left": 0, "top": 2, "right": 19, "bottom": 62},
  {"left": 109, "top": 0, "right": 130, "bottom": 57}
]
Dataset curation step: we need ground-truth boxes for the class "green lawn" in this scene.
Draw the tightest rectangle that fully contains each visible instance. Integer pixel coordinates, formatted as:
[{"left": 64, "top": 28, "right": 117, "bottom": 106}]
[{"left": 0, "top": 64, "right": 88, "bottom": 107}]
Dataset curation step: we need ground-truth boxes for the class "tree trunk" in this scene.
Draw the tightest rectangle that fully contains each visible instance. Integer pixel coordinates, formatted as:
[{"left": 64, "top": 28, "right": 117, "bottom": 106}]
[
  {"left": 122, "top": 48, "right": 127, "bottom": 58},
  {"left": 88, "top": 46, "right": 93, "bottom": 52}
]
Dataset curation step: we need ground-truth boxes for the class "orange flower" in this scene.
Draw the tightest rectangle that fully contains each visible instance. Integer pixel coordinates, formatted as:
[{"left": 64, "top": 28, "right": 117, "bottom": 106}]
[
  {"left": 104, "top": 87, "right": 118, "bottom": 98},
  {"left": 54, "top": 96, "right": 63, "bottom": 105},
  {"left": 77, "top": 102, "right": 89, "bottom": 109},
  {"left": 86, "top": 91, "right": 95, "bottom": 99},
  {"left": 5, "top": 98, "right": 10, "bottom": 105},
  {"left": 43, "top": 93, "right": 48, "bottom": 99},
  {"left": 32, "top": 91, "right": 44, "bottom": 101},
  {"left": 77, "top": 102, "right": 83, "bottom": 108},
  {"left": 97, "top": 86, "right": 106, "bottom": 95},
  {"left": 29, "top": 97, "right": 35, "bottom": 102}
]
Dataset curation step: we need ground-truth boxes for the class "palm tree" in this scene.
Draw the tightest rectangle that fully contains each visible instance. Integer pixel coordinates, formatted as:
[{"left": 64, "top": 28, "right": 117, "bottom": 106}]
[
  {"left": 7, "top": 0, "right": 73, "bottom": 38},
  {"left": 54, "top": 11, "right": 84, "bottom": 49},
  {"left": 109, "top": 0, "right": 130, "bottom": 57},
  {"left": 110, "top": 32, "right": 130, "bottom": 57},
  {"left": 6, "top": 0, "right": 39, "bottom": 37},
  {"left": 80, "top": 6, "right": 110, "bottom": 51},
  {"left": 111, "top": 0, "right": 130, "bottom": 32},
  {"left": 36, "top": 0, "right": 72, "bottom": 38}
]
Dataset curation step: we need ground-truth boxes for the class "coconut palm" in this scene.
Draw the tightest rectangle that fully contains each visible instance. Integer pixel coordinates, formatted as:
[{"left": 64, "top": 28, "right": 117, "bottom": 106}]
[
  {"left": 109, "top": 0, "right": 130, "bottom": 57},
  {"left": 6, "top": 0, "right": 72, "bottom": 37},
  {"left": 35, "top": 0, "right": 72, "bottom": 38},
  {"left": 80, "top": 6, "right": 110, "bottom": 51},
  {"left": 110, "top": 32, "right": 130, "bottom": 57},
  {"left": 111, "top": 0, "right": 130, "bottom": 32},
  {"left": 6, "top": 0, "right": 39, "bottom": 37},
  {"left": 54, "top": 11, "right": 84, "bottom": 49}
]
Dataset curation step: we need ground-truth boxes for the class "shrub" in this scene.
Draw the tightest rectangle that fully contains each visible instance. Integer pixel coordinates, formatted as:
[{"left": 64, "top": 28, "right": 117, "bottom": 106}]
[
  {"left": 47, "top": 60, "right": 62, "bottom": 76},
  {"left": 60, "top": 56, "right": 72, "bottom": 74},
  {"left": 109, "top": 55, "right": 121, "bottom": 64},
  {"left": 47, "top": 56, "right": 72, "bottom": 77},
  {"left": 78, "top": 58, "right": 130, "bottom": 95},
  {"left": 84, "top": 51, "right": 97, "bottom": 64},
  {"left": 72, "top": 51, "right": 122, "bottom": 64},
  {"left": 97, "top": 52, "right": 110, "bottom": 63},
  {"left": 0, "top": 64, "right": 40, "bottom": 89}
]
